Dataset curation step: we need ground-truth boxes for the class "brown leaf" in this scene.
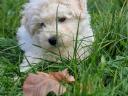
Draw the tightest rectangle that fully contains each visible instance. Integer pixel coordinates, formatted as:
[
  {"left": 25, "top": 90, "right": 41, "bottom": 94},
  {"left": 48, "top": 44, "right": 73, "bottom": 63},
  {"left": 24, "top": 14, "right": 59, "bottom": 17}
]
[
  {"left": 23, "top": 69, "right": 75, "bottom": 96},
  {"left": 49, "top": 69, "right": 75, "bottom": 83}
]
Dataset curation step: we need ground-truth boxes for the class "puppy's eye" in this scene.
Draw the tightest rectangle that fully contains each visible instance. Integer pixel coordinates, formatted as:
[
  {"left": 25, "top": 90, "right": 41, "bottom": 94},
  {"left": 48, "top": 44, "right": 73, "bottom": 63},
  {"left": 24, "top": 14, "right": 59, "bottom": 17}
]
[
  {"left": 58, "top": 17, "right": 66, "bottom": 23},
  {"left": 40, "top": 22, "right": 46, "bottom": 27}
]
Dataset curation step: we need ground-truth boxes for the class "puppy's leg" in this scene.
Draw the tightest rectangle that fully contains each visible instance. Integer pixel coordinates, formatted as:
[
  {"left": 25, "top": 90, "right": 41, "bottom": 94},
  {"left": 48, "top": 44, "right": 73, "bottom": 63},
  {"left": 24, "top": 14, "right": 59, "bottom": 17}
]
[
  {"left": 17, "top": 26, "right": 43, "bottom": 72},
  {"left": 20, "top": 52, "right": 42, "bottom": 72}
]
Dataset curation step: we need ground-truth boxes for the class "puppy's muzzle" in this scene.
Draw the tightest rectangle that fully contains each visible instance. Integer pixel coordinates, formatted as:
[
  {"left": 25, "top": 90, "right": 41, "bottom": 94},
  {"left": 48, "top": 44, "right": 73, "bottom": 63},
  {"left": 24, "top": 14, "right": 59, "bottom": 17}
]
[{"left": 48, "top": 36, "right": 57, "bottom": 46}]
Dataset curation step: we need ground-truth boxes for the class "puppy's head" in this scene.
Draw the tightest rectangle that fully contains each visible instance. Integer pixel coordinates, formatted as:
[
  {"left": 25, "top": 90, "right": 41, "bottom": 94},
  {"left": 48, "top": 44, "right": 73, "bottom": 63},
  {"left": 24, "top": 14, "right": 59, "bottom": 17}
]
[{"left": 22, "top": 0, "right": 89, "bottom": 50}]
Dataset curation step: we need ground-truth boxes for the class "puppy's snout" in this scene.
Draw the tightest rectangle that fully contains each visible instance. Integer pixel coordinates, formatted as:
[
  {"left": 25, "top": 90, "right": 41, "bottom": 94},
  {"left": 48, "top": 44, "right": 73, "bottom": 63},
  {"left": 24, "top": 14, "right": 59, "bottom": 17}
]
[{"left": 48, "top": 36, "right": 57, "bottom": 46}]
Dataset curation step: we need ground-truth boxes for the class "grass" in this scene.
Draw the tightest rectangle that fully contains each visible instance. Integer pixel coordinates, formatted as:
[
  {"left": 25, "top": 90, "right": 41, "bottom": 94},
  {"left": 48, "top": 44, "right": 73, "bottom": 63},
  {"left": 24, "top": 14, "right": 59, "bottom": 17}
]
[{"left": 0, "top": 0, "right": 128, "bottom": 96}]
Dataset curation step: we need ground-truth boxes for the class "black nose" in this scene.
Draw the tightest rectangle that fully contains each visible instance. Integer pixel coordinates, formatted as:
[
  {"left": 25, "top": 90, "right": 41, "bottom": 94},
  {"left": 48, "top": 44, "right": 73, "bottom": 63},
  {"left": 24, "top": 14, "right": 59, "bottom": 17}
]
[{"left": 48, "top": 36, "right": 57, "bottom": 46}]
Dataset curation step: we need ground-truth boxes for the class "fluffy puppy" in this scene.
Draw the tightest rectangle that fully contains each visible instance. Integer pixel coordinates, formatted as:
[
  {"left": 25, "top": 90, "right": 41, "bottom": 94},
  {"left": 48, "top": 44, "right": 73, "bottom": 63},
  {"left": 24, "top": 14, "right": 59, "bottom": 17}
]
[{"left": 17, "top": 0, "right": 94, "bottom": 72}]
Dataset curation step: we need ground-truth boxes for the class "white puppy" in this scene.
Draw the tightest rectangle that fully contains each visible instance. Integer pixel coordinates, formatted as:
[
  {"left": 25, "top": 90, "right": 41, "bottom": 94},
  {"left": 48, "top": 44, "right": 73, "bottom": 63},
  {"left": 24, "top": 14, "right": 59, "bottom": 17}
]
[{"left": 17, "top": 0, "right": 94, "bottom": 72}]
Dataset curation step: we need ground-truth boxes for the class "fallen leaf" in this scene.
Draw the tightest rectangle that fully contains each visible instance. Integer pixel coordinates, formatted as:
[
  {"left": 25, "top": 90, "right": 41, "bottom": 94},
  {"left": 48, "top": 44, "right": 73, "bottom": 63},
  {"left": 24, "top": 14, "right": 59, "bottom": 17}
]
[
  {"left": 49, "top": 69, "right": 75, "bottom": 83},
  {"left": 23, "top": 69, "right": 75, "bottom": 96}
]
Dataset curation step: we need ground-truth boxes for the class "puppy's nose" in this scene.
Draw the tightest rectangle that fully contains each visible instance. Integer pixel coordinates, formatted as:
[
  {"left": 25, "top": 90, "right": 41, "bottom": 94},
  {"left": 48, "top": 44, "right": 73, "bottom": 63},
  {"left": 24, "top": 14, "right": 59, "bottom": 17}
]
[{"left": 48, "top": 36, "right": 57, "bottom": 46}]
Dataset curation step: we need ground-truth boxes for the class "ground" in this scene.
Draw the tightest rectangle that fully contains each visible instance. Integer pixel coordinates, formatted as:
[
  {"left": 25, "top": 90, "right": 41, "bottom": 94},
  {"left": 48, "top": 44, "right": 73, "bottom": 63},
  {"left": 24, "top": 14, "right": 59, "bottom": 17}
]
[{"left": 0, "top": 0, "right": 128, "bottom": 96}]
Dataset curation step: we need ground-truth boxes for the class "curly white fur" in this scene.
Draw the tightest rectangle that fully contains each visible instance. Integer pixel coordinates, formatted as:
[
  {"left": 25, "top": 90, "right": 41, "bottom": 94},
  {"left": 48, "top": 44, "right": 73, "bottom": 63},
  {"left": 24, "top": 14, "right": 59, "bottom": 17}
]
[{"left": 17, "top": 0, "right": 94, "bottom": 72}]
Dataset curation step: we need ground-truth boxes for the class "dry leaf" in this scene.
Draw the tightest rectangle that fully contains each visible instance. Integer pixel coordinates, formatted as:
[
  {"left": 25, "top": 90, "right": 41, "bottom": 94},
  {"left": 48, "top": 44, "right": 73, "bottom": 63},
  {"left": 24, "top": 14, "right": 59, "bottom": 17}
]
[
  {"left": 23, "top": 69, "right": 75, "bottom": 96},
  {"left": 49, "top": 69, "right": 75, "bottom": 83}
]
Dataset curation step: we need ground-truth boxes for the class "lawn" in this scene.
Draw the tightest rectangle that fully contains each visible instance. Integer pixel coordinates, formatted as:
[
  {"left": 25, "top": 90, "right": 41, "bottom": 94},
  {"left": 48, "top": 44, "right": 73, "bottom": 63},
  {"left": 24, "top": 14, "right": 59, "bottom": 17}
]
[{"left": 0, "top": 0, "right": 128, "bottom": 96}]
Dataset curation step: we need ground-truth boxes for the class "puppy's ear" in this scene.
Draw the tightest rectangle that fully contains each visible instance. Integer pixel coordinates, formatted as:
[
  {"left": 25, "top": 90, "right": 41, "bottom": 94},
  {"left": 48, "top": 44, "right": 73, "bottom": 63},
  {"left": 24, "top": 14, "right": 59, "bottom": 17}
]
[
  {"left": 75, "top": 0, "right": 87, "bottom": 12},
  {"left": 29, "top": 0, "right": 41, "bottom": 3},
  {"left": 69, "top": 0, "right": 87, "bottom": 18},
  {"left": 29, "top": 0, "right": 35, "bottom": 2}
]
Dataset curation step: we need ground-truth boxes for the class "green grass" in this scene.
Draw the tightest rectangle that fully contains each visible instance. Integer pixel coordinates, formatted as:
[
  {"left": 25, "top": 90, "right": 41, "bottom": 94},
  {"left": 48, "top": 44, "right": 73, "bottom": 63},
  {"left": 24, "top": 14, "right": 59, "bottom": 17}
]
[{"left": 0, "top": 0, "right": 128, "bottom": 96}]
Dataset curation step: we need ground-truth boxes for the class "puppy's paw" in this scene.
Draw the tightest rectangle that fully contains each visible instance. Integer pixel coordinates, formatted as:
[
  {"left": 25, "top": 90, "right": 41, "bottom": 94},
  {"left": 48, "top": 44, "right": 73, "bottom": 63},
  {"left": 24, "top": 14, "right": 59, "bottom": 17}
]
[
  {"left": 20, "top": 60, "right": 31, "bottom": 72},
  {"left": 20, "top": 66, "right": 30, "bottom": 72},
  {"left": 19, "top": 56, "right": 41, "bottom": 72}
]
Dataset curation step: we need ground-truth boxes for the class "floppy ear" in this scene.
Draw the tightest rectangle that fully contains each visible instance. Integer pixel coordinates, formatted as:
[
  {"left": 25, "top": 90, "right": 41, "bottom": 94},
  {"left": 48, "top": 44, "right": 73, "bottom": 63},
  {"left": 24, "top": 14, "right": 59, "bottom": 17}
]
[
  {"left": 28, "top": 0, "right": 48, "bottom": 3},
  {"left": 29, "top": 0, "right": 35, "bottom": 2},
  {"left": 76, "top": 0, "right": 87, "bottom": 11},
  {"left": 67, "top": 0, "right": 87, "bottom": 13},
  {"left": 29, "top": 0, "right": 40, "bottom": 3}
]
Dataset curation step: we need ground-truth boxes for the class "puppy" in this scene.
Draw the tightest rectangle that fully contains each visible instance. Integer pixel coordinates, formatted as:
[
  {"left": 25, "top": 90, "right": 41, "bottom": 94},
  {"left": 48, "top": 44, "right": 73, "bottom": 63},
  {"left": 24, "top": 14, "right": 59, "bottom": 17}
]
[{"left": 17, "top": 0, "right": 94, "bottom": 72}]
